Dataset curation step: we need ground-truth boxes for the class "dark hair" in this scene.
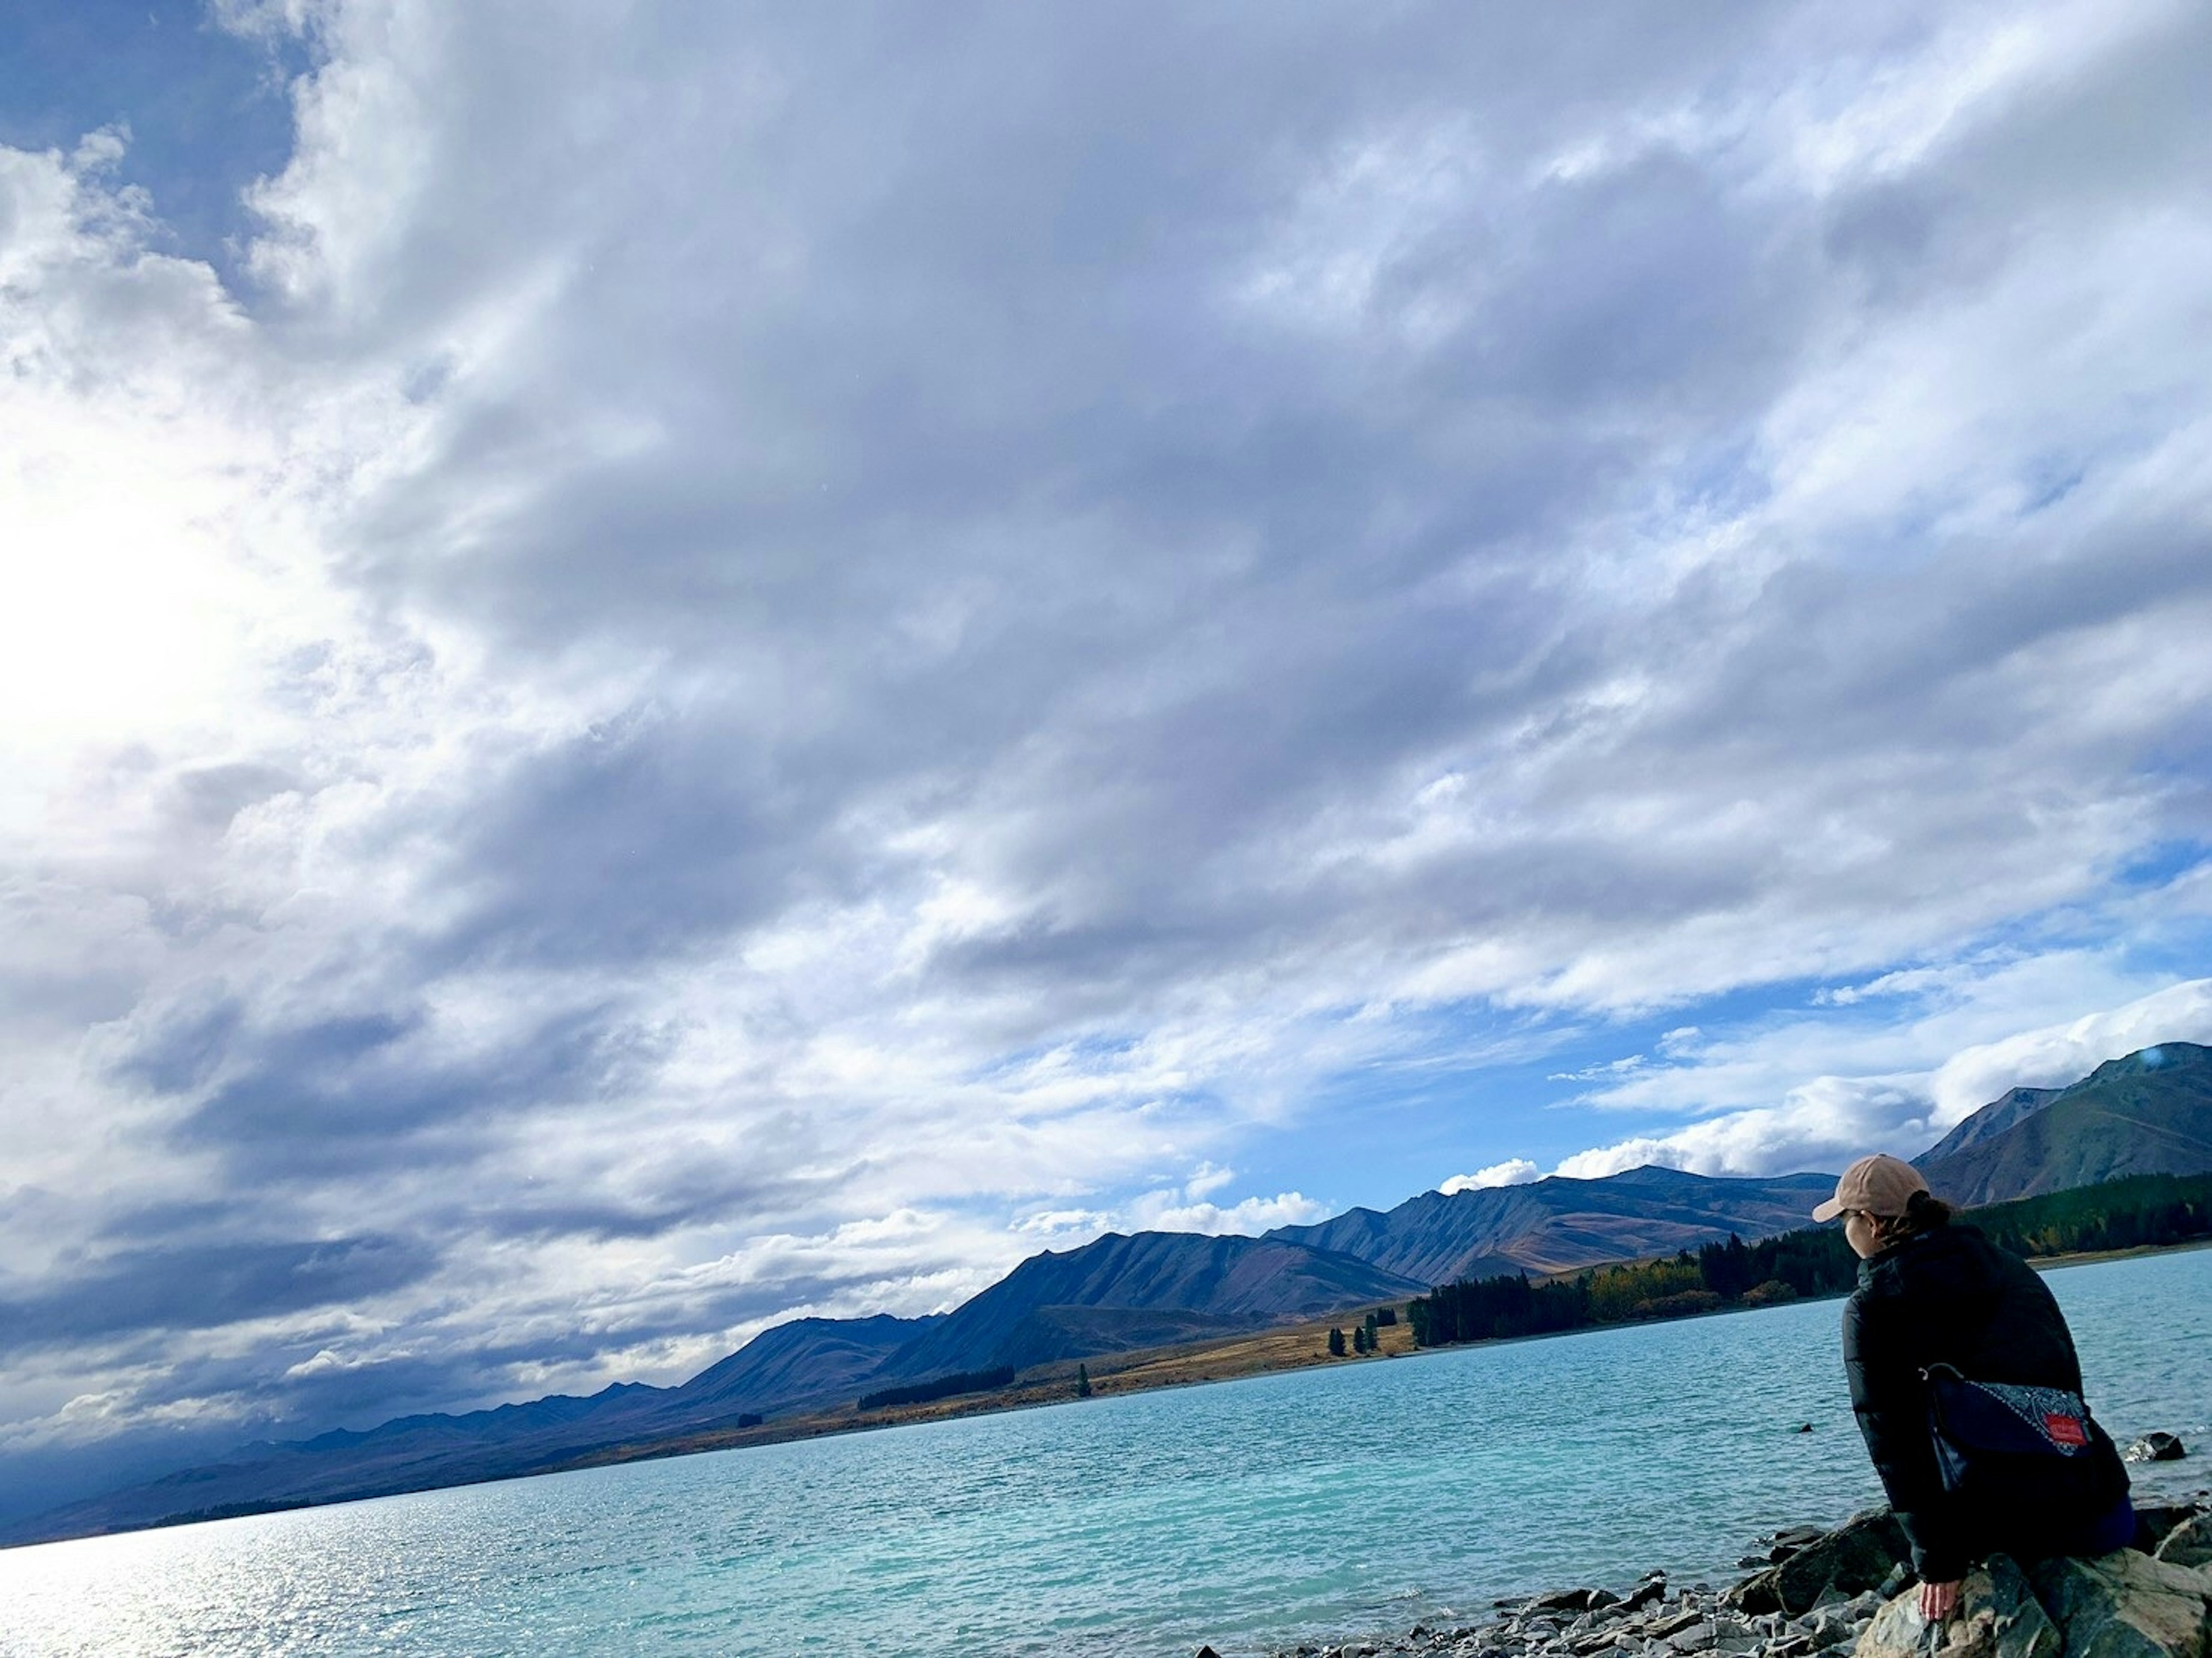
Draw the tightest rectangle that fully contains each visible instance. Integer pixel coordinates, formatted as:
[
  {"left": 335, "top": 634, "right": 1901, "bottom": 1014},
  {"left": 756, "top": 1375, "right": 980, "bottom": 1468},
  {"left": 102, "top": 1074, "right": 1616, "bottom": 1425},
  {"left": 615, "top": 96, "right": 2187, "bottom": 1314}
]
[
  {"left": 1873, "top": 1189, "right": 1952, "bottom": 1243},
  {"left": 1905, "top": 1189, "right": 1952, "bottom": 1227}
]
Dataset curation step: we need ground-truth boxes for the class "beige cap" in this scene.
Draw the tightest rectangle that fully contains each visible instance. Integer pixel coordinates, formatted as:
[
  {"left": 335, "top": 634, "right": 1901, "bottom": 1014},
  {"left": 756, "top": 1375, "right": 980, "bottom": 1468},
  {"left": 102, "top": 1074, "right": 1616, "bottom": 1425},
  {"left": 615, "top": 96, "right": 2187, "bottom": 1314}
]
[{"left": 1812, "top": 1153, "right": 1929, "bottom": 1222}]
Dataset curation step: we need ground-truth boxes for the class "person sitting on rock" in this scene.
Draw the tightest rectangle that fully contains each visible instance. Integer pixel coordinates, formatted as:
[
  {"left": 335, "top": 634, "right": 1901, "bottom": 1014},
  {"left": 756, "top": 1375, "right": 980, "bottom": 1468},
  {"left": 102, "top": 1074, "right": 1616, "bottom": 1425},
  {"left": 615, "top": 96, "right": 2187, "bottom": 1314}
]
[{"left": 1817, "top": 1154, "right": 2135, "bottom": 1622}]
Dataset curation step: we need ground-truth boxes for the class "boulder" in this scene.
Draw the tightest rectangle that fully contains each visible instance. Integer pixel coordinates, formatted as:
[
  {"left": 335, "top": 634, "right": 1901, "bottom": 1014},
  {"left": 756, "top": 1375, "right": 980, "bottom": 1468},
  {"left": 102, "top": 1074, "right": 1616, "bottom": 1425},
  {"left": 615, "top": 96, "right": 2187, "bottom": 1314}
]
[
  {"left": 1532, "top": 1589, "right": 1598, "bottom": 1614},
  {"left": 1620, "top": 1579, "right": 1668, "bottom": 1614},
  {"left": 2156, "top": 1516, "right": 2212, "bottom": 1572},
  {"left": 2030, "top": 1549, "right": 2212, "bottom": 1658},
  {"left": 1868, "top": 1557, "right": 2062, "bottom": 1658},
  {"left": 2138, "top": 1512, "right": 2207, "bottom": 1556},
  {"left": 1725, "top": 1509, "right": 1912, "bottom": 1617},
  {"left": 2126, "top": 1435, "right": 2189, "bottom": 1464}
]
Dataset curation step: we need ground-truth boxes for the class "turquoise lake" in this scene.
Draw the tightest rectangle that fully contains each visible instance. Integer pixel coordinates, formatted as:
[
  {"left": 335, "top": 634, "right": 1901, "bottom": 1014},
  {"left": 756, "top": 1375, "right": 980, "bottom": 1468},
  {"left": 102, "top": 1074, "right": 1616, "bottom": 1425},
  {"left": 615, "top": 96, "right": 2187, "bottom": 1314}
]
[{"left": 3, "top": 1247, "right": 2207, "bottom": 1658}]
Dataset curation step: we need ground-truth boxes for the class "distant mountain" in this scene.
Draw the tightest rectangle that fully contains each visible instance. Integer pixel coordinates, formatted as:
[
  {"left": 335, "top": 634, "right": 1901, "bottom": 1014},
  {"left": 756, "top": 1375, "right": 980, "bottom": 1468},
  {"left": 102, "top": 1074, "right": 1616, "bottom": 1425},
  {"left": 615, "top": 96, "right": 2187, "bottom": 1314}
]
[
  {"left": 1916, "top": 1085, "right": 2063, "bottom": 1165},
  {"left": 1266, "top": 1166, "right": 1839, "bottom": 1281},
  {"left": 1916, "top": 1042, "right": 2212, "bottom": 1206},
  {"left": 874, "top": 1231, "right": 1428, "bottom": 1381},
  {"left": 8, "top": 1315, "right": 945, "bottom": 1547},
  {"left": 665, "top": 1313, "right": 934, "bottom": 1420},
  {"left": 985, "top": 1306, "right": 1260, "bottom": 1371}
]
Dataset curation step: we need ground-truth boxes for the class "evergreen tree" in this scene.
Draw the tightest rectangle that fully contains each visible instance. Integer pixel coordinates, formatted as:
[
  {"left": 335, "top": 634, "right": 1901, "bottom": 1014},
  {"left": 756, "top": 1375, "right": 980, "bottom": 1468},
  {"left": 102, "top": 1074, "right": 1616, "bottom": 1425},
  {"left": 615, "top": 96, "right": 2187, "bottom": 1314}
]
[
  {"left": 1327, "top": 1326, "right": 1346, "bottom": 1356},
  {"left": 1075, "top": 1363, "right": 1092, "bottom": 1398}
]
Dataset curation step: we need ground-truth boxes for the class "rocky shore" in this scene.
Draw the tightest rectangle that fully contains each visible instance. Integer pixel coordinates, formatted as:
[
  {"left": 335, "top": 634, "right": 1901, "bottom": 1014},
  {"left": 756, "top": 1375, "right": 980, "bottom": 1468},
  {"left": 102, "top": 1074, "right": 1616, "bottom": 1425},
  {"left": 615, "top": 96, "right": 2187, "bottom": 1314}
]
[{"left": 1257, "top": 1491, "right": 2212, "bottom": 1658}]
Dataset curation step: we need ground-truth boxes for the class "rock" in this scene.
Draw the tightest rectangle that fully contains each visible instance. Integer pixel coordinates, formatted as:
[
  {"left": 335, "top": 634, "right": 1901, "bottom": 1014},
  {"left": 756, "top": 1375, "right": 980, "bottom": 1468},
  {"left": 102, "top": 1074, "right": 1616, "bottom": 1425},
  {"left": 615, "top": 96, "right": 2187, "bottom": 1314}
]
[
  {"left": 2127, "top": 1435, "right": 2190, "bottom": 1464},
  {"left": 1663, "top": 1622, "right": 1715, "bottom": 1653},
  {"left": 2137, "top": 1509, "right": 2203, "bottom": 1547},
  {"left": 2155, "top": 1515, "right": 2212, "bottom": 1571},
  {"left": 1770, "top": 1527, "right": 1830, "bottom": 1562},
  {"left": 1622, "top": 1581, "right": 1668, "bottom": 1615},
  {"left": 1533, "top": 1591, "right": 1597, "bottom": 1614},
  {"left": 1590, "top": 1591, "right": 1624, "bottom": 1612},
  {"left": 1197, "top": 1647, "right": 1224, "bottom": 1658},
  {"left": 1726, "top": 1510, "right": 1912, "bottom": 1618},
  {"left": 2031, "top": 1548, "right": 2212, "bottom": 1658},
  {"left": 1724, "top": 1570, "right": 1785, "bottom": 1617}
]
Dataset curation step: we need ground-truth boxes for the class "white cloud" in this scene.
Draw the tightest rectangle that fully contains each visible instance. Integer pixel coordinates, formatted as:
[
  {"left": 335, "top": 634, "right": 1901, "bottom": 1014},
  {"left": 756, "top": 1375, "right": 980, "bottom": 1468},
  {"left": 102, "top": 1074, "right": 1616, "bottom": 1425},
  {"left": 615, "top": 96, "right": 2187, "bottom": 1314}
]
[
  {"left": 1441, "top": 1159, "right": 1542, "bottom": 1193},
  {"left": 1123, "top": 1190, "right": 1332, "bottom": 1238},
  {"left": 1927, "top": 978, "right": 2212, "bottom": 1125},
  {"left": 1549, "top": 976, "right": 2212, "bottom": 1179}
]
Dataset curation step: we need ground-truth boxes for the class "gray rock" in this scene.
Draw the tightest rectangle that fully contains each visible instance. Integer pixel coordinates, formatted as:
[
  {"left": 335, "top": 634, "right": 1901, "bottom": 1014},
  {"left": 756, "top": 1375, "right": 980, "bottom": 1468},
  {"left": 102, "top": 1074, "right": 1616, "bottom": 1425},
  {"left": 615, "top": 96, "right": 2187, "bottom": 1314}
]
[
  {"left": 1727, "top": 1511, "right": 1912, "bottom": 1617},
  {"left": 2126, "top": 1435, "right": 2188, "bottom": 1464},
  {"left": 1770, "top": 1527, "right": 1831, "bottom": 1562},
  {"left": 2135, "top": 1511, "right": 2204, "bottom": 1554},
  {"left": 1858, "top": 1572, "right": 2066, "bottom": 1658},
  {"left": 1805, "top": 1620, "right": 1855, "bottom": 1653},
  {"left": 2030, "top": 1547, "right": 2212, "bottom": 1658},
  {"left": 1664, "top": 1622, "right": 1715, "bottom": 1653},
  {"left": 1533, "top": 1592, "right": 1599, "bottom": 1614},
  {"left": 2154, "top": 1515, "right": 2212, "bottom": 1572}
]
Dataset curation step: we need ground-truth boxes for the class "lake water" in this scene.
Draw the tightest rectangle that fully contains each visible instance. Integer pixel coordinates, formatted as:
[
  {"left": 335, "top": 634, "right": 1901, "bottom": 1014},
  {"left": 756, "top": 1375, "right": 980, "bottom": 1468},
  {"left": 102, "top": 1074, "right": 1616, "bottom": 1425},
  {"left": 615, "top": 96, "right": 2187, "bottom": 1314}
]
[{"left": 3, "top": 1247, "right": 2207, "bottom": 1658}]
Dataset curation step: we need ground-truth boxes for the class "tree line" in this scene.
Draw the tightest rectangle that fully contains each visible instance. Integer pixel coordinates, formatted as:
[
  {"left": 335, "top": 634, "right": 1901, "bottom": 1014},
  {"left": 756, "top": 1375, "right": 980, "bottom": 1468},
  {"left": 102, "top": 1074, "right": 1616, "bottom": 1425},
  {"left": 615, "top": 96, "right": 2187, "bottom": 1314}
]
[{"left": 1404, "top": 1170, "right": 2212, "bottom": 1351}]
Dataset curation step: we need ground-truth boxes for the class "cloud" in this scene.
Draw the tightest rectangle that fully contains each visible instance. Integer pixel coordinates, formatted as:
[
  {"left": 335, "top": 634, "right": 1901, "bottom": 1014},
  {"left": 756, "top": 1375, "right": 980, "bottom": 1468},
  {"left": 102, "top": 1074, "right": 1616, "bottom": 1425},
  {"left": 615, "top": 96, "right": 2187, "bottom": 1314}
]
[
  {"left": 1112, "top": 1166, "right": 1329, "bottom": 1237},
  {"left": 1548, "top": 976, "right": 2212, "bottom": 1179},
  {"left": 5, "top": 0, "right": 2212, "bottom": 1489},
  {"left": 1123, "top": 1190, "right": 1332, "bottom": 1238},
  {"left": 1441, "top": 1159, "right": 1543, "bottom": 1193},
  {"left": 1926, "top": 978, "right": 2212, "bottom": 1126},
  {"left": 0, "top": 1235, "right": 439, "bottom": 1360}
]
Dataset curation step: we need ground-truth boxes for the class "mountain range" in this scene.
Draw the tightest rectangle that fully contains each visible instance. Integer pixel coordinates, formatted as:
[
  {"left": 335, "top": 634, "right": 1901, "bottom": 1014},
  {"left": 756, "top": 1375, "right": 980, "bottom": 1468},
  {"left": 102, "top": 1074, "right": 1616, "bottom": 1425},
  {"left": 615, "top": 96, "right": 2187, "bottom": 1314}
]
[
  {"left": 1914, "top": 1041, "right": 2212, "bottom": 1205},
  {"left": 14, "top": 1041, "right": 2210, "bottom": 1545}
]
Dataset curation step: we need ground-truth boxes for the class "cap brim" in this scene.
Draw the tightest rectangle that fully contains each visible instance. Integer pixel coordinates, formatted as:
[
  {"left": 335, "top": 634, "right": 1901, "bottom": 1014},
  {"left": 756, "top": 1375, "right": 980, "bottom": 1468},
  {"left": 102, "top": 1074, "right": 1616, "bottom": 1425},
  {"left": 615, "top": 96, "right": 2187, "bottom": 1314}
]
[{"left": 1810, "top": 1197, "right": 1845, "bottom": 1222}]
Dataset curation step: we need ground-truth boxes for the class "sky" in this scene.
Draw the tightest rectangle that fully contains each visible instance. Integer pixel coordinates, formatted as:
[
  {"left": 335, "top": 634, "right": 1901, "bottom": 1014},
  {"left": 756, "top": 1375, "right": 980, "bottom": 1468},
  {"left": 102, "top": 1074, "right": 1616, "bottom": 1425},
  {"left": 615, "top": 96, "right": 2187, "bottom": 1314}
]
[{"left": 3, "top": 0, "right": 2211, "bottom": 1515}]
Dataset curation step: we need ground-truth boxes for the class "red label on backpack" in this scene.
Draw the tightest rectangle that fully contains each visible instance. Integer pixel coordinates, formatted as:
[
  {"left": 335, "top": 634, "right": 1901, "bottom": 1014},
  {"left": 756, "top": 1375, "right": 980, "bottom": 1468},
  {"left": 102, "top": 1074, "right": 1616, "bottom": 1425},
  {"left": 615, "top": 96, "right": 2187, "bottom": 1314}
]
[{"left": 2044, "top": 1413, "right": 2087, "bottom": 1447}]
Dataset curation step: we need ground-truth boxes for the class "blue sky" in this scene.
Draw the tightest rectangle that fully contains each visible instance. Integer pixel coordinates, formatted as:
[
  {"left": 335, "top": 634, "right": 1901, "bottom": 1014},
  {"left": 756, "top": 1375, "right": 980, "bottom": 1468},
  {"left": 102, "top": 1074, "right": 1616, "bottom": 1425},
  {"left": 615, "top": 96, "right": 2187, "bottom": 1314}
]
[{"left": 3, "top": 0, "right": 2211, "bottom": 1515}]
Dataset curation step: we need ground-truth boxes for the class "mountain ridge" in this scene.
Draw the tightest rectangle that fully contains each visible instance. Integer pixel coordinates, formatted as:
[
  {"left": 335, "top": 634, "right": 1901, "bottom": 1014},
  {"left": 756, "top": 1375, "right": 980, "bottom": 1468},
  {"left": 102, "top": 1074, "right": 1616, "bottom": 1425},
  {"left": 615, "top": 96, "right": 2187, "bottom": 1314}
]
[{"left": 1915, "top": 1041, "right": 2212, "bottom": 1205}]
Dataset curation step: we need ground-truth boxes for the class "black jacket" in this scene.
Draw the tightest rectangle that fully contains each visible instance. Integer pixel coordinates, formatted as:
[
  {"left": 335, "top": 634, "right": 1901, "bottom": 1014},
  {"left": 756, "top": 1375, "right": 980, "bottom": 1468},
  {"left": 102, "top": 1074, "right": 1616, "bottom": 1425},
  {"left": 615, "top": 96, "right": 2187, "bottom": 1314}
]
[{"left": 1841, "top": 1221, "right": 2115, "bottom": 1581}]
